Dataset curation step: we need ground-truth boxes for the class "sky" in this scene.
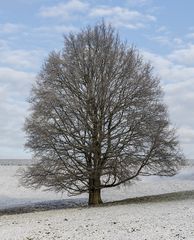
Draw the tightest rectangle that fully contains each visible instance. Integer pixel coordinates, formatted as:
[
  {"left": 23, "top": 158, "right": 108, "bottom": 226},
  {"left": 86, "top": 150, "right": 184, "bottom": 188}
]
[{"left": 0, "top": 0, "right": 194, "bottom": 159}]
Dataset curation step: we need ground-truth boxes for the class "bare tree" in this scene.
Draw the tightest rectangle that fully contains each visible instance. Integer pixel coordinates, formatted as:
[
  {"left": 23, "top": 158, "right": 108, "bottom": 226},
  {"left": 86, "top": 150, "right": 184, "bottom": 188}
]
[{"left": 21, "top": 22, "right": 184, "bottom": 205}]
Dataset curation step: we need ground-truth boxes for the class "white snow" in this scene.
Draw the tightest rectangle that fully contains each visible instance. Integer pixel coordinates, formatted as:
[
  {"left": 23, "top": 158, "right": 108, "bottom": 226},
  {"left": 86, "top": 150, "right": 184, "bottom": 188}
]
[
  {"left": 0, "top": 164, "right": 194, "bottom": 209},
  {"left": 0, "top": 163, "right": 194, "bottom": 239},
  {"left": 0, "top": 166, "right": 71, "bottom": 209},
  {"left": 1, "top": 199, "right": 194, "bottom": 240}
]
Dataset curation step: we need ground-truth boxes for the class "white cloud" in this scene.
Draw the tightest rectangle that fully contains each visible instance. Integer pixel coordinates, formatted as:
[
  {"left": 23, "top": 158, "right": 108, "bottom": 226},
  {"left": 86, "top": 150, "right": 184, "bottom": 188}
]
[
  {"left": 0, "top": 99, "right": 27, "bottom": 147},
  {"left": 39, "top": 0, "right": 89, "bottom": 18},
  {"left": 0, "top": 39, "right": 8, "bottom": 49},
  {"left": 164, "top": 79, "right": 194, "bottom": 127},
  {"left": 178, "top": 127, "right": 194, "bottom": 144},
  {"left": 0, "top": 48, "right": 44, "bottom": 69},
  {"left": 0, "top": 68, "right": 35, "bottom": 158},
  {"left": 0, "top": 23, "right": 24, "bottom": 34},
  {"left": 89, "top": 6, "right": 156, "bottom": 29},
  {"left": 151, "top": 35, "right": 172, "bottom": 46},
  {"left": 186, "top": 32, "right": 194, "bottom": 39},
  {"left": 0, "top": 38, "right": 45, "bottom": 70},
  {"left": 173, "top": 38, "right": 183, "bottom": 45},
  {"left": 168, "top": 44, "right": 194, "bottom": 66},
  {"left": 143, "top": 51, "right": 194, "bottom": 83},
  {"left": 0, "top": 93, "right": 29, "bottom": 158},
  {"left": 34, "top": 25, "right": 77, "bottom": 34},
  {"left": 151, "top": 34, "right": 184, "bottom": 47},
  {"left": 142, "top": 49, "right": 194, "bottom": 158},
  {"left": 0, "top": 67, "right": 35, "bottom": 96},
  {"left": 156, "top": 26, "right": 168, "bottom": 33},
  {"left": 0, "top": 86, "right": 8, "bottom": 101},
  {"left": 126, "top": 0, "right": 152, "bottom": 6},
  {"left": 39, "top": 2, "right": 156, "bottom": 29}
]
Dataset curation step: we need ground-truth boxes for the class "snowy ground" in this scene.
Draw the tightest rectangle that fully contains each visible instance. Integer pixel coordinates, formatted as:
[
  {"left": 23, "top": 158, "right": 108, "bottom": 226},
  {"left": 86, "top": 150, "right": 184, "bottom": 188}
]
[
  {"left": 1, "top": 162, "right": 194, "bottom": 239},
  {"left": 0, "top": 163, "right": 194, "bottom": 209},
  {"left": 1, "top": 199, "right": 194, "bottom": 240}
]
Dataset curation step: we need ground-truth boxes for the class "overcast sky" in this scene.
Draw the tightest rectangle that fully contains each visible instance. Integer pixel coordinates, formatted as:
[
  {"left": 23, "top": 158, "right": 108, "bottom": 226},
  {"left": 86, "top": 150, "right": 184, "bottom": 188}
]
[{"left": 0, "top": 0, "right": 194, "bottom": 159}]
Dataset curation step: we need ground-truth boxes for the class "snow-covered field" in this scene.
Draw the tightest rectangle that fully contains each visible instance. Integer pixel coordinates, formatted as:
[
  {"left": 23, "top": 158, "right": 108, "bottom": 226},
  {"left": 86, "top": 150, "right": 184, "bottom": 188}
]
[
  {"left": 0, "top": 160, "right": 194, "bottom": 239},
  {"left": 1, "top": 199, "right": 194, "bottom": 240},
  {"left": 0, "top": 161, "right": 194, "bottom": 209}
]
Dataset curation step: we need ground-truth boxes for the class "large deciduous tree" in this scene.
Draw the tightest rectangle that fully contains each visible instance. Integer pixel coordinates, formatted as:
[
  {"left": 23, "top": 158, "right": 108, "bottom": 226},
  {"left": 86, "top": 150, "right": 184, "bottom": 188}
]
[{"left": 21, "top": 22, "right": 184, "bottom": 205}]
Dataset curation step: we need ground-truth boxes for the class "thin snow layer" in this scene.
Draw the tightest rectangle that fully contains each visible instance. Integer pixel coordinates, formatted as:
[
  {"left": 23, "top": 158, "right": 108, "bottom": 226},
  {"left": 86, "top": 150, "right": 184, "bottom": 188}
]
[
  {"left": 0, "top": 165, "right": 194, "bottom": 209},
  {"left": 1, "top": 199, "right": 194, "bottom": 240},
  {"left": 0, "top": 166, "right": 74, "bottom": 209}
]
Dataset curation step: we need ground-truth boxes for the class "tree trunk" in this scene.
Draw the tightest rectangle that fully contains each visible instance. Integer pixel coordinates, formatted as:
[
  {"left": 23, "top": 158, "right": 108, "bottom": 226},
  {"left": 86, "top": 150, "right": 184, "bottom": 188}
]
[
  {"left": 88, "top": 188, "right": 103, "bottom": 205},
  {"left": 88, "top": 177, "right": 103, "bottom": 205}
]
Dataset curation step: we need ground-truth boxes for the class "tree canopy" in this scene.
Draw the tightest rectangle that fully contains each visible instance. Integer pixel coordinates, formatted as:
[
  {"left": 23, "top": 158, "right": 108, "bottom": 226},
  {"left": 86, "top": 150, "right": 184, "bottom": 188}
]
[{"left": 21, "top": 22, "right": 184, "bottom": 205}]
